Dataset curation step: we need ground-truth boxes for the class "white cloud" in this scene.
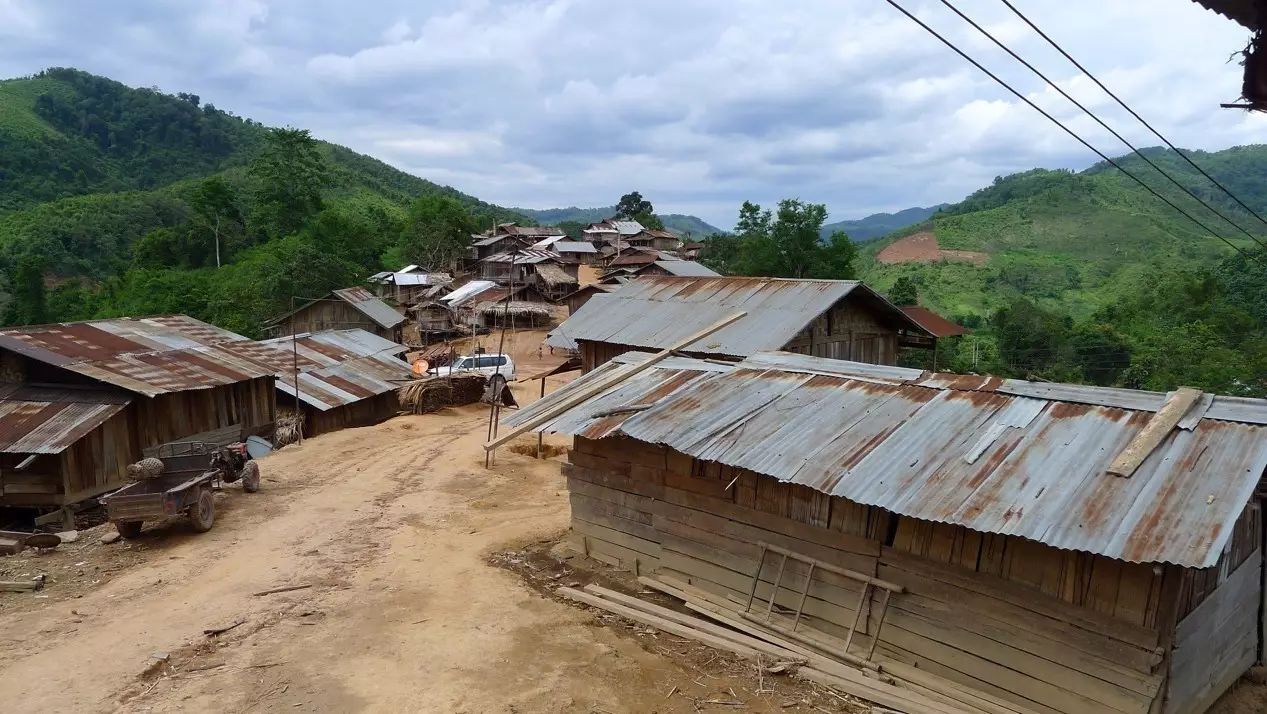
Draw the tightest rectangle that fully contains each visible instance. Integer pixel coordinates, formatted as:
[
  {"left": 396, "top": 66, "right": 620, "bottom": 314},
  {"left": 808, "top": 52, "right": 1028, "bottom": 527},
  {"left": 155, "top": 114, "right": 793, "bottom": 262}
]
[{"left": 1, "top": 0, "right": 1264, "bottom": 228}]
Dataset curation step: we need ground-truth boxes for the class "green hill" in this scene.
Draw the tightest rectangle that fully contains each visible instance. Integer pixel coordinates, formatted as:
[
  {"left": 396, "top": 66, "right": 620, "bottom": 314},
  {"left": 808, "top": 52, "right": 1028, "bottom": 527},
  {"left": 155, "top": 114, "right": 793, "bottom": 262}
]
[
  {"left": 857, "top": 153, "right": 1267, "bottom": 320},
  {"left": 513, "top": 205, "right": 724, "bottom": 238},
  {"left": 0, "top": 68, "right": 524, "bottom": 334}
]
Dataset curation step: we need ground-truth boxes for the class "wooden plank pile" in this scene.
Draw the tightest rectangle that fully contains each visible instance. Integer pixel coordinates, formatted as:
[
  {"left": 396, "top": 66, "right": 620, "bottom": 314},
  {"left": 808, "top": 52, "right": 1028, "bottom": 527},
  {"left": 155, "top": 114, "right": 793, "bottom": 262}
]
[{"left": 558, "top": 576, "right": 1040, "bottom": 714}]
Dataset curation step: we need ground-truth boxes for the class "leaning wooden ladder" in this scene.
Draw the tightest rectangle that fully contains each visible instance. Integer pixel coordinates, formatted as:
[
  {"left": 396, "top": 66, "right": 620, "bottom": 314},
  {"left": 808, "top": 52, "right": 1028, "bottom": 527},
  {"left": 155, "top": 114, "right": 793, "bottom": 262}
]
[{"left": 740, "top": 542, "right": 904, "bottom": 671}]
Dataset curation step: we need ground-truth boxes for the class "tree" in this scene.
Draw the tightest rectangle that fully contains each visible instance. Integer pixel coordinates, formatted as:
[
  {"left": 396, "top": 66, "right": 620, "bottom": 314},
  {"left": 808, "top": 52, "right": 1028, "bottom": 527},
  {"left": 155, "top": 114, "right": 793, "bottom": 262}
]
[
  {"left": 734, "top": 199, "right": 857, "bottom": 279},
  {"left": 888, "top": 276, "right": 919, "bottom": 306},
  {"left": 189, "top": 176, "right": 242, "bottom": 266},
  {"left": 696, "top": 232, "right": 741, "bottom": 275},
  {"left": 992, "top": 298, "right": 1072, "bottom": 377},
  {"left": 7, "top": 254, "right": 49, "bottom": 326},
  {"left": 557, "top": 220, "right": 586, "bottom": 240},
  {"left": 614, "top": 190, "right": 665, "bottom": 230},
  {"left": 249, "top": 128, "right": 328, "bottom": 239},
  {"left": 389, "top": 196, "right": 478, "bottom": 271}
]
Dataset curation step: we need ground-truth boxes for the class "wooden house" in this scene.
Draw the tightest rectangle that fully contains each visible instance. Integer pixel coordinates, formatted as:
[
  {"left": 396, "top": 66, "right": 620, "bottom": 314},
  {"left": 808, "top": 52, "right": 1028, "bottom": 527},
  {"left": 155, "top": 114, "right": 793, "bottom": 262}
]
[
  {"left": 627, "top": 259, "right": 720, "bottom": 279},
  {"left": 479, "top": 249, "right": 579, "bottom": 301},
  {"left": 267, "top": 287, "right": 405, "bottom": 343},
  {"left": 369, "top": 269, "right": 451, "bottom": 306},
  {"left": 562, "top": 283, "right": 621, "bottom": 315},
  {"left": 0, "top": 316, "right": 276, "bottom": 523},
  {"left": 247, "top": 329, "right": 413, "bottom": 438},
  {"left": 546, "top": 276, "right": 934, "bottom": 371},
  {"left": 504, "top": 351, "right": 1267, "bottom": 714},
  {"left": 625, "top": 228, "right": 682, "bottom": 252}
]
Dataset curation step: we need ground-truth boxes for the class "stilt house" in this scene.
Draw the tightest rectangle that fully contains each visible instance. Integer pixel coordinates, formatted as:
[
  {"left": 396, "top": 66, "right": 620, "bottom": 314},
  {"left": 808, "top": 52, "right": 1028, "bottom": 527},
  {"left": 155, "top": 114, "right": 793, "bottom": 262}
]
[
  {"left": 0, "top": 316, "right": 276, "bottom": 517},
  {"left": 546, "top": 276, "right": 935, "bottom": 371},
  {"left": 504, "top": 351, "right": 1267, "bottom": 714}
]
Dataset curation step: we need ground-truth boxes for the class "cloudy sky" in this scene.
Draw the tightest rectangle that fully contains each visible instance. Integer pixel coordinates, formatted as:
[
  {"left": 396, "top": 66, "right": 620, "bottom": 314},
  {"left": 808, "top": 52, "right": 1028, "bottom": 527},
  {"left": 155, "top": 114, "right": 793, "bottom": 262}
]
[{"left": 1, "top": 0, "right": 1263, "bottom": 228}]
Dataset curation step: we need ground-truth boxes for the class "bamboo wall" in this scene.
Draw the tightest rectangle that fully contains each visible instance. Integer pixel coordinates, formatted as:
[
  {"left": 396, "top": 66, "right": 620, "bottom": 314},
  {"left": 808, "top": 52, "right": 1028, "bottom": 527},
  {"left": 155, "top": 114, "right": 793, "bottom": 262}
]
[{"left": 560, "top": 435, "right": 1255, "bottom": 714}]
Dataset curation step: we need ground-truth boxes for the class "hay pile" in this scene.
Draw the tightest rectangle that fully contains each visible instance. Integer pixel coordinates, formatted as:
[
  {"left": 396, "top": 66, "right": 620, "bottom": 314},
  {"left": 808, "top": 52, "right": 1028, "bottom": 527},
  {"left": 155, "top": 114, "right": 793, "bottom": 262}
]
[
  {"left": 274, "top": 408, "right": 305, "bottom": 447},
  {"left": 398, "top": 374, "right": 487, "bottom": 414}
]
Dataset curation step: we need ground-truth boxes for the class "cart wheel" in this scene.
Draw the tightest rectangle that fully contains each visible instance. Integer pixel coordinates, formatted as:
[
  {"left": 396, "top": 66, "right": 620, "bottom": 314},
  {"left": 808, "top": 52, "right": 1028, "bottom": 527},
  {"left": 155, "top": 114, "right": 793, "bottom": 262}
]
[
  {"left": 115, "top": 521, "right": 143, "bottom": 539},
  {"left": 241, "top": 461, "right": 261, "bottom": 493},
  {"left": 189, "top": 488, "right": 215, "bottom": 532}
]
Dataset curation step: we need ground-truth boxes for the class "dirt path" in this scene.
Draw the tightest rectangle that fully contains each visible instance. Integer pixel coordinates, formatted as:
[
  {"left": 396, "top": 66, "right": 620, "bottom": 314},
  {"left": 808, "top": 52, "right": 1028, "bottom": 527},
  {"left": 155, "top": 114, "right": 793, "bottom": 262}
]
[{"left": 0, "top": 378, "right": 847, "bottom": 712}]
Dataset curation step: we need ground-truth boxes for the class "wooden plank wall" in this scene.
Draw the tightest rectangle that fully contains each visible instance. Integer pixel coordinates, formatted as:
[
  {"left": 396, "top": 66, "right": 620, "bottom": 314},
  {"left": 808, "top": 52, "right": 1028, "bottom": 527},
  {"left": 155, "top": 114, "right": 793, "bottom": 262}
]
[
  {"left": 133, "top": 378, "right": 274, "bottom": 449},
  {"left": 566, "top": 436, "right": 1177, "bottom": 714},
  {"left": 579, "top": 341, "right": 639, "bottom": 373},
  {"left": 783, "top": 296, "right": 899, "bottom": 366},
  {"left": 1165, "top": 549, "right": 1261, "bottom": 714},
  {"left": 304, "top": 392, "right": 400, "bottom": 437},
  {"left": 286, "top": 301, "right": 388, "bottom": 339}
]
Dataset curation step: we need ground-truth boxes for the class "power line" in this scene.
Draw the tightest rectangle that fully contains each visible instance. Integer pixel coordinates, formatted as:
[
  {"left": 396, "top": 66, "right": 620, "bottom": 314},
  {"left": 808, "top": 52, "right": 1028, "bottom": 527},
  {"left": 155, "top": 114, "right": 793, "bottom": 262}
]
[
  {"left": 998, "top": 0, "right": 1267, "bottom": 236},
  {"left": 881, "top": 0, "right": 1266, "bottom": 266},
  {"left": 939, "top": 0, "right": 1267, "bottom": 254}
]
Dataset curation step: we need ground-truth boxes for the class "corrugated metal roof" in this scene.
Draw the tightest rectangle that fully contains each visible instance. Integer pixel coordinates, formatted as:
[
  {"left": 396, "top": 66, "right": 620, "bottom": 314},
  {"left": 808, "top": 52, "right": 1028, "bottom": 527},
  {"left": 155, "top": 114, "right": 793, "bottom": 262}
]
[
  {"left": 612, "top": 220, "right": 645, "bottom": 235},
  {"left": 242, "top": 330, "right": 412, "bottom": 411},
  {"left": 332, "top": 287, "right": 406, "bottom": 330},
  {"left": 899, "top": 306, "right": 971, "bottom": 338},
  {"left": 481, "top": 249, "right": 559, "bottom": 264},
  {"left": 546, "top": 276, "right": 924, "bottom": 355},
  {"left": 0, "top": 384, "right": 132, "bottom": 454},
  {"left": 1192, "top": 0, "right": 1258, "bottom": 28},
  {"left": 388, "top": 272, "right": 451, "bottom": 286},
  {"left": 0, "top": 316, "right": 273, "bottom": 397},
  {"left": 507, "top": 350, "right": 1267, "bottom": 568},
  {"left": 553, "top": 241, "right": 598, "bottom": 253},
  {"left": 652, "top": 260, "right": 721, "bottom": 277},
  {"left": 441, "top": 280, "right": 499, "bottom": 307},
  {"left": 0, "top": 315, "right": 247, "bottom": 367}
]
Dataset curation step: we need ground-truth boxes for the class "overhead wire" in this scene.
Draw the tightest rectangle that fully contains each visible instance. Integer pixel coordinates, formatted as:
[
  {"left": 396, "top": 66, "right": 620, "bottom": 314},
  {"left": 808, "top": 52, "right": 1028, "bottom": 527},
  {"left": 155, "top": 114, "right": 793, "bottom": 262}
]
[
  {"left": 998, "top": 0, "right": 1267, "bottom": 237},
  {"left": 881, "top": 0, "right": 1267, "bottom": 266},
  {"left": 938, "top": 0, "right": 1267, "bottom": 253}
]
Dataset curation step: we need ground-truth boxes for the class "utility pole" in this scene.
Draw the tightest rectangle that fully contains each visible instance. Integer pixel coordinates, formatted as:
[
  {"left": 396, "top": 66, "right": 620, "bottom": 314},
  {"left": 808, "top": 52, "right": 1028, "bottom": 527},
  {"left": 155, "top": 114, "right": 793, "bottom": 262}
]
[{"left": 213, "top": 214, "right": 221, "bottom": 268}]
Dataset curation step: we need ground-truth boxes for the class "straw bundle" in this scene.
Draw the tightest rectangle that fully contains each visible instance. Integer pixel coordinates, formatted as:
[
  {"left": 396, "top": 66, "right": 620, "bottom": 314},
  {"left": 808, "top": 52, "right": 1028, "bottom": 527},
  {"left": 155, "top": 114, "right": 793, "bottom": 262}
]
[
  {"left": 397, "top": 374, "right": 487, "bottom": 414},
  {"left": 274, "top": 408, "right": 305, "bottom": 447}
]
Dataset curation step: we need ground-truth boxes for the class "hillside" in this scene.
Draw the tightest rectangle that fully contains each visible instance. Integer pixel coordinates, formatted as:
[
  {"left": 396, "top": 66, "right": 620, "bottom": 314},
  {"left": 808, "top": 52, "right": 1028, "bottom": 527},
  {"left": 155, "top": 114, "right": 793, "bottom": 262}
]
[
  {"left": 821, "top": 204, "right": 945, "bottom": 242},
  {"left": 0, "top": 68, "right": 526, "bottom": 333},
  {"left": 513, "top": 205, "right": 724, "bottom": 238},
  {"left": 857, "top": 151, "right": 1267, "bottom": 320}
]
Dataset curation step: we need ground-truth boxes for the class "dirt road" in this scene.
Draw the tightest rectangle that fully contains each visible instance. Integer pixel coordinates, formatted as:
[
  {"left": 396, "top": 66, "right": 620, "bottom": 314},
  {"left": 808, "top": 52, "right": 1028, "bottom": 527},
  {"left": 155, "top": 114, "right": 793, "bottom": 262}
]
[{"left": 0, "top": 367, "right": 848, "bottom": 713}]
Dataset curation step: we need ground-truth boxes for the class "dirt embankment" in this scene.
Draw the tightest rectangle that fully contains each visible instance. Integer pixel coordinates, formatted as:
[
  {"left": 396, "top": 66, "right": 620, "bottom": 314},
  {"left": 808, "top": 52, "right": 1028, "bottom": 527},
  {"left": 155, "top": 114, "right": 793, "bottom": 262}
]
[{"left": 875, "top": 231, "right": 988, "bottom": 266}]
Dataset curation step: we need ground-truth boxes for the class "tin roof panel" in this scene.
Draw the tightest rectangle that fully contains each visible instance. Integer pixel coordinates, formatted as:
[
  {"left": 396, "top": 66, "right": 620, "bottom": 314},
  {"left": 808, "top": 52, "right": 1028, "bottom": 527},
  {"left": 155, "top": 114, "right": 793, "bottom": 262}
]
[
  {"left": 508, "top": 350, "right": 1267, "bottom": 568},
  {"left": 0, "top": 385, "right": 132, "bottom": 454}
]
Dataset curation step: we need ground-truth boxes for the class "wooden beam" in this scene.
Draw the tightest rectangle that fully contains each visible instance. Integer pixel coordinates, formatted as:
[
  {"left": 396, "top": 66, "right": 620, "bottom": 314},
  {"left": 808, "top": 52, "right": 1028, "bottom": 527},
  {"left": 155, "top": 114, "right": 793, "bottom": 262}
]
[
  {"left": 483, "top": 312, "right": 745, "bottom": 451},
  {"left": 1107, "top": 387, "right": 1203, "bottom": 478}
]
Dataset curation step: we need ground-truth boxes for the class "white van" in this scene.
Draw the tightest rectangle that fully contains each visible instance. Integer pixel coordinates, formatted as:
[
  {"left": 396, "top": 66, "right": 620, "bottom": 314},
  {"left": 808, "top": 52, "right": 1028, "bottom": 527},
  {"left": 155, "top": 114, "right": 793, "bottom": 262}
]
[{"left": 428, "top": 353, "right": 516, "bottom": 386}]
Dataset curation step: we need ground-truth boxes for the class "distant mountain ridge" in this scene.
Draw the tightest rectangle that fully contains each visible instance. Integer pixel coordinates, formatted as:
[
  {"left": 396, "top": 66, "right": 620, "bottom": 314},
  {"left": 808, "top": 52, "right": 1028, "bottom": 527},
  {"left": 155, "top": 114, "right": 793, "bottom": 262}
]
[
  {"left": 821, "top": 205, "right": 946, "bottom": 242},
  {"left": 513, "top": 205, "right": 724, "bottom": 238}
]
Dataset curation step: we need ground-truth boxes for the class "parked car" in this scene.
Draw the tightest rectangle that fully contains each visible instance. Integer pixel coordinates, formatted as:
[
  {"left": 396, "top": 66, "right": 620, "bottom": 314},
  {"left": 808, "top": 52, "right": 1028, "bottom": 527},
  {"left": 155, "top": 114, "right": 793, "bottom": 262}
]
[{"left": 428, "top": 353, "right": 516, "bottom": 387}]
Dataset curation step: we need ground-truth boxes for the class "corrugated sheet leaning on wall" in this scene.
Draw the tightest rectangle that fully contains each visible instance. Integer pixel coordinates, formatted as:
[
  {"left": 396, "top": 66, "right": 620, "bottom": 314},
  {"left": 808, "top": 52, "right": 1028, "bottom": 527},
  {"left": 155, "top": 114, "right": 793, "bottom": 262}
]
[
  {"left": 503, "top": 350, "right": 1267, "bottom": 568},
  {"left": 0, "top": 384, "right": 131, "bottom": 454}
]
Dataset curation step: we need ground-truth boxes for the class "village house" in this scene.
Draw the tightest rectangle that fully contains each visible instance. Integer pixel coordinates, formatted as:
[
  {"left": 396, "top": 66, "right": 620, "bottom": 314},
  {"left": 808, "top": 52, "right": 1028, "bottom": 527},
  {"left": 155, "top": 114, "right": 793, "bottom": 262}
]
[
  {"left": 367, "top": 266, "right": 452, "bottom": 306},
  {"left": 479, "top": 249, "right": 579, "bottom": 301},
  {"left": 624, "top": 228, "right": 683, "bottom": 252},
  {"left": 547, "top": 275, "right": 935, "bottom": 372},
  {"left": 503, "top": 350, "right": 1267, "bottom": 714},
  {"left": 266, "top": 287, "right": 406, "bottom": 343},
  {"left": 441, "top": 280, "right": 553, "bottom": 328},
  {"left": 246, "top": 329, "right": 413, "bottom": 438},
  {"left": 582, "top": 218, "right": 645, "bottom": 244},
  {"left": 0, "top": 316, "right": 276, "bottom": 524},
  {"left": 625, "top": 259, "right": 720, "bottom": 279}
]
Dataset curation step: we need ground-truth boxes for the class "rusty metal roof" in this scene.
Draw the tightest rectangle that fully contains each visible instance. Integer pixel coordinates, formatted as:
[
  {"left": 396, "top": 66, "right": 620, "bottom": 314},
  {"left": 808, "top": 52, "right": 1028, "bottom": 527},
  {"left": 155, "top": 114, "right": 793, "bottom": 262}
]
[
  {"left": 0, "top": 315, "right": 247, "bottom": 367},
  {"left": 0, "top": 384, "right": 131, "bottom": 454},
  {"left": 1192, "top": 0, "right": 1258, "bottom": 28},
  {"left": 331, "top": 287, "right": 406, "bottom": 330},
  {"left": 242, "top": 329, "right": 413, "bottom": 411},
  {"left": 898, "top": 306, "right": 971, "bottom": 338},
  {"left": 0, "top": 316, "right": 274, "bottom": 397},
  {"left": 546, "top": 276, "right": 930, "bottom": 354},
  {"left": 506, "top": 350, "right": 1267, "bottom": 568}
]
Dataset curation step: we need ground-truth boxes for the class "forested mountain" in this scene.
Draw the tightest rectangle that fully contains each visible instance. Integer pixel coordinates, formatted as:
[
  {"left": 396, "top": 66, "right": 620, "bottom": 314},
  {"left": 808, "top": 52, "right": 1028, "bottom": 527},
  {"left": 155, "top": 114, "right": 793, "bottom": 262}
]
[
  {"left": 820, "top": 204, "right": 945, "bottom": 242},
  {"left": 0, "top": 68, "right": 522, "bottom": 334},
  {"left": 513, "top": 205, "right": 723, "bottom": 238}
]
